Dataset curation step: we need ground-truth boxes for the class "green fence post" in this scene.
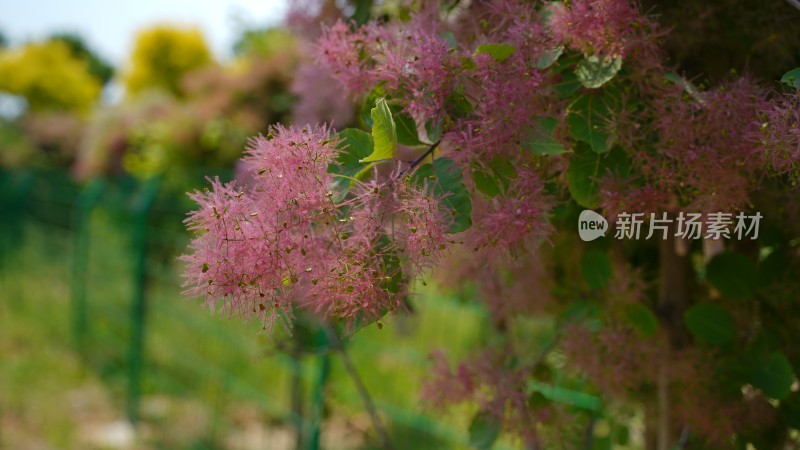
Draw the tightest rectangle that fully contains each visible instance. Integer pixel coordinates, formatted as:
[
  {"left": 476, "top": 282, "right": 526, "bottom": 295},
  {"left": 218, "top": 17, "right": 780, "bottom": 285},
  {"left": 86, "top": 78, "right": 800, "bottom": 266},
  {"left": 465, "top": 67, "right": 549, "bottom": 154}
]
[
  {"left": 70, "top": 178, "right": 106, "bottom": 355},
  {"left": 305, "top": 339, "right": 331, "bottom": 450},
  {"left": 126, "top": 177, "right": 160, "bottom": 425},
  {"left": 0, "top": 170, "right": 36, "bottom": 264}
]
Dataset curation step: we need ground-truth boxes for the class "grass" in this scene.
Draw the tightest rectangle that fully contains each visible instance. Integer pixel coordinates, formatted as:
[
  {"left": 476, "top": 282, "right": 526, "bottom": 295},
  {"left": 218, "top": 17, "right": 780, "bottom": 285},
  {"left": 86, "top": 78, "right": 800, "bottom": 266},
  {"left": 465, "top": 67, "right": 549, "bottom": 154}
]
[{"left": 0, "top": 178, "right": 498, "bottom": 450}]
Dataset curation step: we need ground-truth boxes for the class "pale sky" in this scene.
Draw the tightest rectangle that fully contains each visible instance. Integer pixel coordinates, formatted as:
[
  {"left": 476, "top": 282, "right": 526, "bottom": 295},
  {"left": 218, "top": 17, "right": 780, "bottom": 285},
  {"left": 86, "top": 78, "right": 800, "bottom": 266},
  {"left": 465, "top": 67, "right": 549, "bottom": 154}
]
[{"left": 0, "top": 0, "right": 289, "bottom": 65}]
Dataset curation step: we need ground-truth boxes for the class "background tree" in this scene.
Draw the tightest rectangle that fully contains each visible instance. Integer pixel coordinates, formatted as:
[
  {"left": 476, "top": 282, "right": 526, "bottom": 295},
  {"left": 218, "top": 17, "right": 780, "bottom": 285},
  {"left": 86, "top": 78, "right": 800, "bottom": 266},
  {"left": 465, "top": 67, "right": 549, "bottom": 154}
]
[
  {"left": 47, "top": 32, "right": 115, "bottom": 85},
  {"left": 0, "top": 40, "right": 101, "bottom": 114},
  {"left": 123, "top": 25, "right": 213, "bottom": 98}
]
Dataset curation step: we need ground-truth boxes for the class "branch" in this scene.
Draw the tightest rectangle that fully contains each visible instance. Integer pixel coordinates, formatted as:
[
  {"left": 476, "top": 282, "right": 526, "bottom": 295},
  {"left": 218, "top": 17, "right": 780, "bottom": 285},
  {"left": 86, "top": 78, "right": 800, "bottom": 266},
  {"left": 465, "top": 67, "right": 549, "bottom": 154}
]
[
  {"left": 398, "top": 141, "right": 440, "bottom": 178},
  {"left": 323, "top": 322, "right": 395, "bottom": 450},
  {"left": 788, "top": 0, "right": 800, "bottom": 11}
]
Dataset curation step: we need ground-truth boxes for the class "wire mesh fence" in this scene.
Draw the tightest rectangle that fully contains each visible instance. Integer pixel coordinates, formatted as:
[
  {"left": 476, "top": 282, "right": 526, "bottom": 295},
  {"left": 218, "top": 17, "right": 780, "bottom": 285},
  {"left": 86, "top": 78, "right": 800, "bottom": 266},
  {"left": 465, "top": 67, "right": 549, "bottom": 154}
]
[{"left": 0, "top": 167, "right": 498, "bottom": 450}]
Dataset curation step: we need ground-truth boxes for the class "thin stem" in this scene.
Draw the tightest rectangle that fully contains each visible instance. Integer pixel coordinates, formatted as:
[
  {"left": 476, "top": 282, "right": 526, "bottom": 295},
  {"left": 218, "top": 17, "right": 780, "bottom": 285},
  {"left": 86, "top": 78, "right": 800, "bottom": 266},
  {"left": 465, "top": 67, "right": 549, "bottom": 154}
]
[
  {"left": 583, "top": 414, "right": 596, "bottom": 450},
  {"left": 322, "top": 322, "right": 394, "bottom": 450},
  {"left": 674, "top": 427, "right": 690, "bottom": 449},
  {"left": 398, "top": 141, "right": 440, "bottom": 178},
  {"left": 789, "top": 0, "right": 800, "bottom": 11},
  {"left": 529, "top": 333, "right": 561, "bottom": 370}
]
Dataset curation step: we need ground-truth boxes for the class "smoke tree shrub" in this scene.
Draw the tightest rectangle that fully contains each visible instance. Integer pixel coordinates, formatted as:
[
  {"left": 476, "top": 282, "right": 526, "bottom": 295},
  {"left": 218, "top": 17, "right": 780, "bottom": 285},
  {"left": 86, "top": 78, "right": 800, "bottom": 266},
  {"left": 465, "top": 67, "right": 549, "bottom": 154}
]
[{"left": 183, "top": 0, "right": 800, "bottom": 448}]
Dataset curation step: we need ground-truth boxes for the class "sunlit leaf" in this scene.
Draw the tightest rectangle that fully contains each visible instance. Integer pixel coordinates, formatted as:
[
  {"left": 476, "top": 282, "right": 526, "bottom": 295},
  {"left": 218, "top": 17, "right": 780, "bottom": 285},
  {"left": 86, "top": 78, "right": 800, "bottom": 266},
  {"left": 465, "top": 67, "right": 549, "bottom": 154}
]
[
  {"left": 780, "top": 68, "right": 800, "bottom": 89},
  {"left": 575, "top": 55, "right": 622, "bottom": 89},
  {"left": 475, "top": 43, "right": 516, "bottom": 62},
  {"left": 537, "top": 45, "right": 564, "bottom": 69},
  {"left": 360, "top": 98, "right": 397, "bottom": 163}
]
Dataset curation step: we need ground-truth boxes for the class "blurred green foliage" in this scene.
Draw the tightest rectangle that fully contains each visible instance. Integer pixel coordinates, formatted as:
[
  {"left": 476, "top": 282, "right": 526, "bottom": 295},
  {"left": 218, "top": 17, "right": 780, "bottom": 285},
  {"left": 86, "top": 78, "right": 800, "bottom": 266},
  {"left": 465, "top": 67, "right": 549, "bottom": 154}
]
[
  {"left": 47, "top": 32, "right": 115, "bottom": 85},
  {"left": 233, "top": 27, "right": 297, "bottom": 58}
]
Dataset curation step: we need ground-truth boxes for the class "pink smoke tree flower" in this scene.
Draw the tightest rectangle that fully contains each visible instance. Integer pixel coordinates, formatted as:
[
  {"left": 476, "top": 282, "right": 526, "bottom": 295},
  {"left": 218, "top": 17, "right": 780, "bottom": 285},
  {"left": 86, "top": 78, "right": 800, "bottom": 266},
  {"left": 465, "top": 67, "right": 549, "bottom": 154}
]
[{"left": 183, "top": 1, "right": 800, "bottom": 448}]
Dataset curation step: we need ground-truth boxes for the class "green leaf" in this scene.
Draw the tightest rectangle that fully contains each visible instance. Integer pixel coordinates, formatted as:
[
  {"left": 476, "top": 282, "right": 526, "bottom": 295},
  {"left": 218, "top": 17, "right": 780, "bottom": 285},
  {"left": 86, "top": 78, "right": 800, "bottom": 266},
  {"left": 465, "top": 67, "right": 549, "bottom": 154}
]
[
  {"left": 361, "top": 98, "right": 397, "bottom": 163},
  {"left": 567, "top": 90, "right": 616, "bottom": 154},
  {"left": 472, "top": 170, "right": 501, "bottom": 197},
  {"left": 555, "top": 70, "right": 582, "bottom": 99},
  {"left": 780, "top": 392, "right": 800, "bottom": 428},
  {"left": 706, "top": 252, "right": 762, "bottom": 300},
  {"left": 537, "top": 45, "right": 564, "bottom": 69},
  {"left": 575, "top": 55, "right": 623, "bottom": 89},
  {"left": 528, "top": 381, "right": 603, "bottom": 411},
  {"left": 567, "top": 144, "right": 629, "bottom": 209},
  {"left": 460, "top": 56, "right": 478, "bottom": 71},
  {"left": 331, "top": 128, "right": 374, "bottom": 197},
  {"left": 665, "top": 72, "right": 704, "bottom": 103},
  {"left": 625, "top": 303, "right": 659, "bottom": 338},
  {"left": 780, "top": 68, "right": 800, "bottom": 89},
  {"left": 440, "top": 31, "right": 457, "bottom": 50},
  {"left": 752, "top": 352, "right": 794, "bottom": 400},
  {"left": 446, "top": 90, "right": 474, "bottom": 118},
  {"left": 425, "top": 118, "right": 444, "bottom": 143},
  {"left": 471, "top": 156, "right": 517, "bottom": 198},
  {"left": 411, "top": 158, "right": 472, "bottom": 233},
  {"left": 361, "top": 86, "right": 386, "bottom": 128},
  {"left": 475, "top": 43, "right": 516, "bottom": 62},
  {"left": 581, "top": 249, "right": 612, "bottom": 289},
  {"left": 684, "top": 302, "right": 736, "bottom": 346},
  {"left": 392, "top": 108, "right": 422, "bottom": 146},
  {"left": 469, "top": 411, "right": 501, "bottom": 450},
  {"left": 522, "top": 116, "right": 566, "bottom": 155}
]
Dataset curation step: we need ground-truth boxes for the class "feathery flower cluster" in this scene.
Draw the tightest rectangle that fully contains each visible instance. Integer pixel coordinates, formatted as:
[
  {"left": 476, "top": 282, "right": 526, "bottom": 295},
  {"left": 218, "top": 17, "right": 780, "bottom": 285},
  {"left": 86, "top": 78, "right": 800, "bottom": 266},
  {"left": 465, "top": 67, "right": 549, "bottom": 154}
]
[
  {"left": 422, "top": 348, "right": 567, "bottom": 447},
  {"left": 548, "top": 0, "right": 654, "bottom": 59},
  {"left": 316, "top": 15, "right": 459, "bottom": 124},
  {"left": 469, "top": 167, "right": 552, "bottom": 256},
  {"left": 290, "top": 62, "right": 354, "bottom": 127},
  {"left": 758, "top": 92, "right": 800, "bottom": 180},
  {"left": 182, "top": 124, "right": 451, "bottom": 330},
  {"left": 448, "top": 2, "right": 556, "bottom": 163},
  {"left": 642, "top": 79, "right": 766, "bottom": 212}
]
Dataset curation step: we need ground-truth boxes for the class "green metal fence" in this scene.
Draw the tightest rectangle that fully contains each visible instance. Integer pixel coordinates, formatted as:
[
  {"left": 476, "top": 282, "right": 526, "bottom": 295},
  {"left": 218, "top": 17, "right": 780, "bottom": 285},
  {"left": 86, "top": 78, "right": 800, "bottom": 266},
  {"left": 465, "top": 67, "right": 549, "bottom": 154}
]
[{"left": 0, "top": 167, "right": 497, "bottom": 450}]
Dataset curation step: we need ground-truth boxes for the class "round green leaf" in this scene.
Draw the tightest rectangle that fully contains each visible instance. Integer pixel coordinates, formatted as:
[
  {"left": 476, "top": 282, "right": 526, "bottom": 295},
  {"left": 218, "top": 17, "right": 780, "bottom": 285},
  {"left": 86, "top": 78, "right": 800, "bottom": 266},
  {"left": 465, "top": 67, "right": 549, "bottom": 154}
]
[
  {"left": 752, "top": 352, "right": 794, "bottom": 400},
  {"left": 567, "top": 90, "right": 616, "bottom": 154},
  {"left": 625, "top": 303, "right": 659, "bottom": 338},
  {"left": 576, "top": 55, "right": 623, "bottom": 89},
  {"left": 411, "top": 158, "right": 472, "bottom": 233},
  {"left": 469, "top": 411, "right": 501, "bottom": 450},
  {"left": 581, "top": 249, "right": 612, "bottom": 289},
  {"left": 390, "top": 106, "right": 422, "bottom": 146},
  {"left": 706, "top": 252, "right": 761, "bottom": 300},
  {"left": 537, "top": 45, "right": 564, "bottom": 69},
  {"left": 684, "top": 302, "right": 736, "bottom": 346},
  {"left": 567, "top": 144, "right": 629, "bottom": 209},
  {"left": 781, "top": 68, "right": 800, "bottom": 90},
  {"left": 523, "top": 116, "right": 566, "bottom": 156}
]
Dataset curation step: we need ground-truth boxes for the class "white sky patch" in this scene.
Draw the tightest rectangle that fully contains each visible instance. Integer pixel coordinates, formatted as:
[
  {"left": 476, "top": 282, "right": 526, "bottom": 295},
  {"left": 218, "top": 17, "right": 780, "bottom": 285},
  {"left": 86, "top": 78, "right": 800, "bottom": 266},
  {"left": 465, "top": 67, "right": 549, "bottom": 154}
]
[{"left": 0, "top": 0, "right": 289, "bottom": 65}]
